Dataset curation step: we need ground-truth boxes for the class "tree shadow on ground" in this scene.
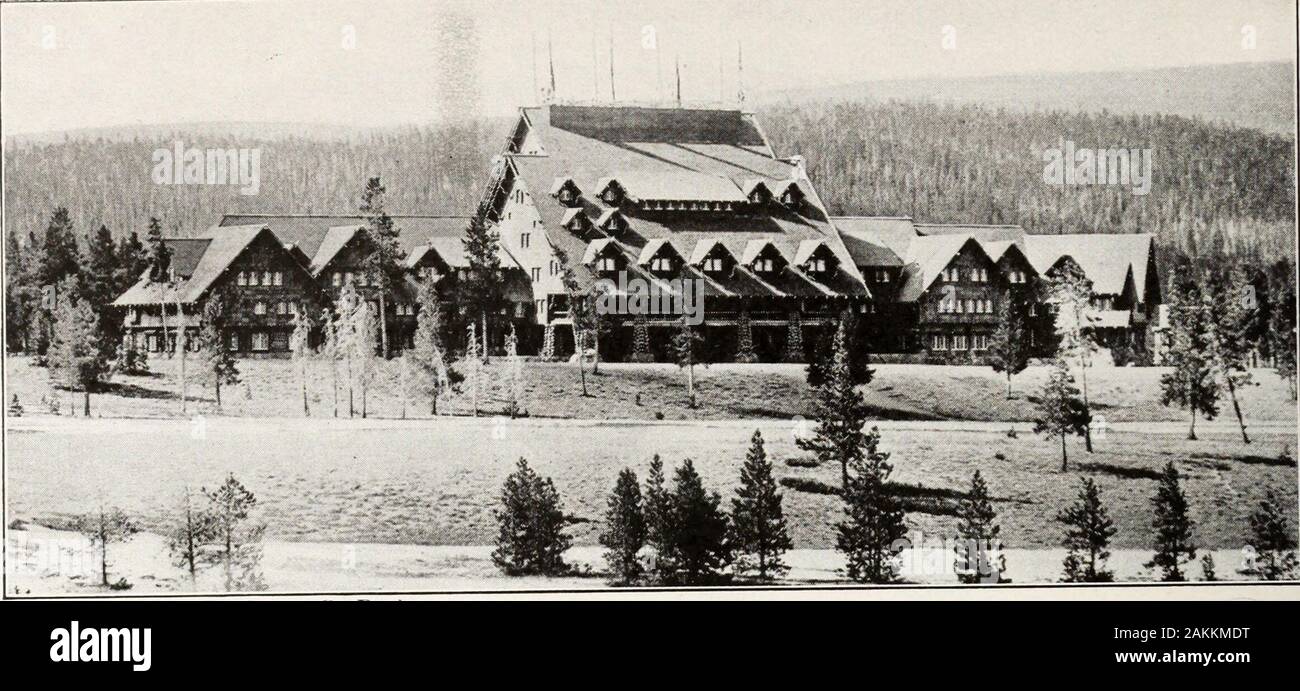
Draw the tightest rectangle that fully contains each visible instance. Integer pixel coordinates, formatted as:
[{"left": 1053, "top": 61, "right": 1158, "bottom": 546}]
[
  {"left": 1076, "top": 461, "right": 1164, "bottom": 480},
  {"left": 1189, "top": 451, "right": 1296, "bottom": 468}
]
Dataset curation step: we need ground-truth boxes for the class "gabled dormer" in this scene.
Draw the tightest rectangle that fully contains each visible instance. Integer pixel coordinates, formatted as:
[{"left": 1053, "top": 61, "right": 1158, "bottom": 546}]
[
  {"left": 794, "top": 239, "right": 838, "bottom": 276},
  {"left": 742, "top": 179, "right": 772, "bottom": 206},
  {"left": 742, "top": 240, "right": 787, "bottom": 275},
  {"left": 560, "top": 208, "right": 595, "bottom": 237},
  {"left": 638, "top": 239, "right": 684, "bottom": 277},
  {"left": 595, "top": 208, "right": 627, "bottom": 235},
  {"left": 582, "top": 238, "right": 625, "bottom": 275},
  {"left": 777, "top": 180, "right": 806, "bottom": 210},
  {"left": 550, "top": 176, "right": 583, "bottom": 207},
  {"left": 691, "top": 240, "right": 736, "bottom": 277},
  {"left": 596, "top": 177, "right": 628, "bottom": 206}
]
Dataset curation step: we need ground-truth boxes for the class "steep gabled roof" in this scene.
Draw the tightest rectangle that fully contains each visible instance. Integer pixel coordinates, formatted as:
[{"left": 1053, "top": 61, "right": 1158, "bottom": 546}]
[
  {"left": 505, "top": 104, "right": 868, "bottom": 299},
  {"left": 113, "top": 224, "right": 276, "bottom": 306},
  {"left": 896, "top": 235, "right": 990, "bottom": 303},
  {"left": 310, "top": 225, "right": 363, "bottom": 275},
  {"left": 1024, "top": 233, "right": 1155, "bottom": 297},
  {"left": 833, "top": 217, "right": 917, "bottom": 266}
]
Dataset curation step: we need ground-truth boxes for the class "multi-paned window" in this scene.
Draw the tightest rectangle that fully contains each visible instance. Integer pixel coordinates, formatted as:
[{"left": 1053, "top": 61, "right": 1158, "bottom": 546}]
[
  {"left": 931, "top": 334, "right": 947, "bottom": 351},
  {"left": 970, "top": 268, "right": 989, "bottom": 283},
  {"left": 276, "top": 301, "right": 288, "bottom": 315},
  {"left": 237, "top": 272, "right": 248, "bottom": 286},
  {"left": 1008, "top": 270, "right": 1027, "bottom": 284},
  {"left": 753, "top": 258, "right": 776, "bottom": 273},
  {"left": 531, "top": 267, "right": 541, "bottom": 282},
  {"left": 874, "top": 268, "right": 891, "bottom": 283},
  {"left": 252, "top": 332, "right": 270, "bottom": 351},
  {"left": 973, "top": 334, "right": 989, "bottom": 351},
  {"left": 650, "top": 257, "right": 673, "bottom": 273},
  {"left": 549, "top": 259, "right": 560, "bottom": 276},
  {"left": 254, "top": 301, "right": 267, "bottom": 315},
  {"left": 520, "top": 232, "right": 531, "bottom": 249},
  {"left": 952, "top": 334, "right": 968, "bottom": 351},
  {"left": 332, "top": 272, "right": 342, "bottom": 287},
  {"left": 703, "top": 257, "right": 725, "bottom": 273},
  {"left": 597, "top": 256, "right": 618, "bottom": 273},
  {"left": 807, "top": 258, "right": 828, "bottom": 273},
  {"left": 228, "top": 333, "right": 239, "bottom": 351},
  {"left": 941, "top": 267, "right": 960, "bottom": 282}
]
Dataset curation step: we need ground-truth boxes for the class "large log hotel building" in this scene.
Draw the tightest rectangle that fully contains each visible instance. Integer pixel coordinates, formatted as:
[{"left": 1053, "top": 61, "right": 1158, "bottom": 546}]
[{"left": 113, "top": 103, "right": 1160, "bottom": 363}]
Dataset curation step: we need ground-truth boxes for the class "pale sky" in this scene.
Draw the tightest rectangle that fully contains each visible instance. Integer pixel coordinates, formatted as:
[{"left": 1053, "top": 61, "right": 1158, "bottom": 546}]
[{"left": 1, "top": 0, "right": 1295, "bottom": 136}]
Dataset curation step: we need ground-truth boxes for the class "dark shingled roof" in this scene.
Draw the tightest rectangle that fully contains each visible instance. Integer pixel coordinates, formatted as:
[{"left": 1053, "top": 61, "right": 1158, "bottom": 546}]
[
  {"left": 507, "top": 105, "right": 868, "bottom": 299},
  {"left": 164, "top": 238, "right": 213, "bottom": 278},
  {"left": 549, "top": 105, "right": 770, "bottom": 147}
]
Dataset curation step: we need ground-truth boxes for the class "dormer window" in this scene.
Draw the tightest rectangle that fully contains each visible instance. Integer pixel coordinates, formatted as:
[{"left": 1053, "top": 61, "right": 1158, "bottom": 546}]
[
  {"left": 780, "top": 182, "right": 805, "bottom": 209},
  {"left": 702, "top": 257, "right": 725, "bottom": 273},
  {"left": 753, "top": 258, "right": 776, "bottom": 273},
  {"left": 597, "top": 256, "right": 618, "bottom": 273},
  {"left": 874, "top": 269, "right": 891, "bottom": 283},
  {"left": 807, "top": 258, "right": 828, "bottom": 273},
  {"left": 550, "top": 177, "right": 583, "bottom": 207},
  {"left": 746, "top": 182, "right": 772, "bottom": 205},
  {"left": 596, "top": 209, "right": 626, "bottom": 235},
  {"left": 561, "top": 208, "right": 592, "bottom": 235},
  {"left": 598, "top": 179, "right": 626, "bottom": 206},
  {"left": 650, "top": 256, "right": 673, "bottom": 273}
]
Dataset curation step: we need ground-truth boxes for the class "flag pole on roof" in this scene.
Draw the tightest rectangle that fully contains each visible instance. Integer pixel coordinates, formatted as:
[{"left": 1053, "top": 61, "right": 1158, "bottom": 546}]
[
  {"left": 737, "top": 42, "right": 745, "bottom": 106},
  {"left": 675, "top": 54, "right": 682, "bottom": 108},
  {"left": 609, "top": 25, "right": 616, "bottom": 102},
  {"left": 547, "top": 32, "right": 557, "bottom": 102}
]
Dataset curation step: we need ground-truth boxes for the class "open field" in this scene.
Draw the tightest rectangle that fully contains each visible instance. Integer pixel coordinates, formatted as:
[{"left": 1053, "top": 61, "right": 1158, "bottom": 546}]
[
  {"left": 7, "top": 417, "right": 1295, "bottom": 558},
  {"left": 6, "top": 355, "right": 1297, "bottom": 424}
]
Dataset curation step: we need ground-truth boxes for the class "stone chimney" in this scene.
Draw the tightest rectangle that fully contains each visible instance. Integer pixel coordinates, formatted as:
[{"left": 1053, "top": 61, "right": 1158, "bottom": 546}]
[{"left": 787, "top": 155, "right": 806, "bottom": 180}]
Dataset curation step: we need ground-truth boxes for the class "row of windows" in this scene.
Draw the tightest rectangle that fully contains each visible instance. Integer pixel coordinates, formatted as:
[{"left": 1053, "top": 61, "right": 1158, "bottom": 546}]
[
  {"left": 236, "top": 270, "right": 285, "bottom": 287},
  {"left": 939, "top": 298, "right": 995, "bottom": 315},
  {"left": 940, "top": 267, "right": 991, "bottom": 283},
  {"left": 331, "top": 271, "right": 376, "bottom": 287},
  {"left": 930, "top": 333, "right": 990, "bottom": 351},
  {"left": 251, "top": 300, "right": 298, "bottom": 316}
]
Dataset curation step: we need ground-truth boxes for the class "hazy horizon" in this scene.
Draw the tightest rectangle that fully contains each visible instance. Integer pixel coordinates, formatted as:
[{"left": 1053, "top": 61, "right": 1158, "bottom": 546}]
[{"left": 2, "top": 0, "right": 1295, "bottom": 137}]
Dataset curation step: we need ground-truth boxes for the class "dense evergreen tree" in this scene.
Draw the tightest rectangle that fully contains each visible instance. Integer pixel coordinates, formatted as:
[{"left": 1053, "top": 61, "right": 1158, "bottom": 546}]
[
  {"left": 1048, "top": 262, "right": 1097, "bottom": 451},
  {"left": 1145, "top": 462, "right": 1197, "bottom": 581},
  {"left": 1266, "top": 269, "right": 1297, "bottom": 399},
  {"left": 1057, "top": 478, "right": 1117, "bottom": 583},
  {"left": 115, "top": 230, "right": 149, "bottom": 290},
  {"left": 1249, "top": 489, "right": 1298, "bottom": 581},
  {"left": 459, "top": 210, "right": 503, "bottom": 361},
  {"left": 1033, "top": 359, "right": 1091, "bottom": 471},
  {"left": 359, "top": 177, "right": 402, "bottom": 358},
  {"left": 988, "top": 290, "right": 1030, "bottom": 398},
  {"left": 1207, "top": 266, "right": 1255, "bottom": 443},
  {"left": 1160, "top": 277, "right": 1221, "bottom": 440},
  {"left": 798, "top": 319, "right": 871, "bottom": 489},
  {"left": 954, "top": 470, "right": 1005, "bottom": 583},
  {"left": 144, "top": 216, "right": 171, "bottom": 282},
  {"left": 200, "top": 288, "right": 240, "bottom": 409},
  {"left": 730, "top": 430, "right": 792, "bottom": 581},
  {"left": 491, "top": 458, "right": 572, "bottom": 576},
  {"left": 39, "top": 207, "right": 81, "bottom": 287},
  {"left": 660, "top": 459, "right": 732, "bottom": 585},
  {"left": 48, "top": 276, "right": 110, "bottom": 416},
  {"left": 643, "top": 454, "right": 671, "bottom": 571},
  {"left": 81, "top": 224, "right": 121, "bottom": 356},
  {"left": 806, "top": 312, "right": 873, "bottom": 387},
  {"left": 837, "top": 427, "right": 908, "bottom": 584},
  {"left": 599, "top": 468, "right": 646, "bottom": 585}
]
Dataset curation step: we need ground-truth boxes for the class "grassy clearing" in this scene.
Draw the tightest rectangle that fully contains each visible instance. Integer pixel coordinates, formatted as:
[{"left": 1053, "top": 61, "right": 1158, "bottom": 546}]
[
  {"left": 6, "top": 355, "right": 1297, "bottom": 424},
  {"left": 7, "top": 416, "right": 1294, "bottom": 552}
]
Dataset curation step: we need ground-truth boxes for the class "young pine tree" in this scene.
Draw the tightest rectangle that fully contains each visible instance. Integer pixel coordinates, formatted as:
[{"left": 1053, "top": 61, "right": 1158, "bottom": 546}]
[
  {"left": 837, "top": 427, "right": 908, "bottom": 584},
  {"left": 75, "top": 505, "right": 138, "bottom": 589},
  {"left": 599, "top": 468, "right": 647, "bottom": 585},
  {"left": 1049, "top": 261, "right": 1097, "bottom": 452},
  {"left": 1057, "top": 478, "right": 1117, "bottom": 583},
  {"left": 988, "top": 291, "right": 1030, "bottom": 398},
  {"left": 730, "top": 430, "right": 792, "bottom": 582},
  {"left": 954, "top": 469, "right": 1006, "bottom": 584},
  {"left": 1160, "top": 279, "right": 1221, "bottom": 440},
  {"left": 643, "top": 454, "right": 671, "bottom": 574},
  {"left": 671, "top": 317, "right": 706, "bottom": 409},
  {"left": 661, "top": 459, "right": 732, "bottom": 585},
  {"left": 203, "top": 474, "right": 268, "bottom": 592},
  {"left": 359, "top": 177, "right": 402, "bottom": 358},
  {"left": 1266, "top": 270, "right": 1297, "bottom": 399},
  {"left": 289, "top": 308, "right": 314, "bottom": 416},
  {"left": 48, "top": 276, "right": 110, "bottom": 416},
  {"left": 1248, "top": 489, "right": 1298, "bottom": 581},
  {"left": 410, "top": 280, "right": 459, "bottom": 415},
  {"left": 1033, "top": 359, "right": 1091, "bottom": 471},
  {"left": 1208, "top": 267, "right": 1255, "bottom": 443},
  {"left": 166, "top": 486, "right": 216, "bottom": 587},
  {"left": 459, "top": 211, "right": 504, "bottom": 363},
  {"left": 200, "top": 289, "right": 240, "bottom": 409},
  {"left": 798, "top": 319, "right": 871, "bottom": 490},
  {"left": 1145, "top": 462, "right": 1197, "bottom": 581},
  {"left": 491, "top": 458, "right": 572, "bottom": 576}
]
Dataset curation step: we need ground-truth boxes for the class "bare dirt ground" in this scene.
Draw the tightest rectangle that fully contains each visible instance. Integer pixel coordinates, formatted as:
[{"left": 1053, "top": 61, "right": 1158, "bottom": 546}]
[{"left": 7, "top": 355, "right": 1297, "bottom": 423}]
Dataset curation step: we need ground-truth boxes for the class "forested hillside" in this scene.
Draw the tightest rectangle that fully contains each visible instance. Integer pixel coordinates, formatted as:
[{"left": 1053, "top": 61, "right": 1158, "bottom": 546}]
[
  {"left": 3, "top": 99, "right": 1294, "bottom": 262},
  {"left": 762, "top": 100, "right": 1295, "bottom": 261}
]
